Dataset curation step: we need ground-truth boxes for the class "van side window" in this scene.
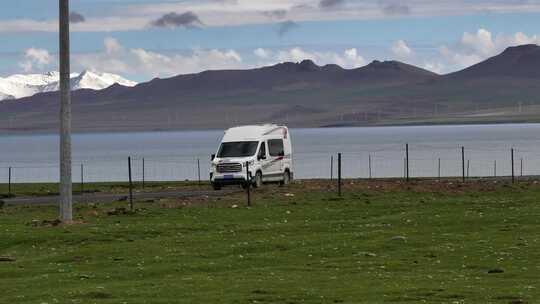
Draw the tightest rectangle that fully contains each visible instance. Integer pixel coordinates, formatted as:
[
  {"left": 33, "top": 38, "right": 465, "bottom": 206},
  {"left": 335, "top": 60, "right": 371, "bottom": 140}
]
[
  {"left": 268, "top": 139, "right": 284, "bottom": 157},
  {"left": 258, "top": 142, "right": 266, "bottom": 159}
]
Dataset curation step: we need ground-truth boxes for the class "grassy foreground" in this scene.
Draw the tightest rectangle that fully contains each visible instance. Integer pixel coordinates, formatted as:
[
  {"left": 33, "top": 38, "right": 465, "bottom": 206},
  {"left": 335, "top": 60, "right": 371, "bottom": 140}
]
[{"left": 1, "top": 180, "right": 540, "bottom": 303}]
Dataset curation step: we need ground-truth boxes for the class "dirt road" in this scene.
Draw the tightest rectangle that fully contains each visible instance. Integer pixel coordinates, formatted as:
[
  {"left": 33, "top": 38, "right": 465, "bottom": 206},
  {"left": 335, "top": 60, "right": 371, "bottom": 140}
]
[{"left": 3, "top": 189, "right": 238, "bottom": 206}]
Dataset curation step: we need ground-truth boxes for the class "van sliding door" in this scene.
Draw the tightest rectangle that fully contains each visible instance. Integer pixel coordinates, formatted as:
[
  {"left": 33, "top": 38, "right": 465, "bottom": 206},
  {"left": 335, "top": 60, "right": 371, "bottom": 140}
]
[{"left": 267, "top": 139, "right": 285, "bottom": 178}]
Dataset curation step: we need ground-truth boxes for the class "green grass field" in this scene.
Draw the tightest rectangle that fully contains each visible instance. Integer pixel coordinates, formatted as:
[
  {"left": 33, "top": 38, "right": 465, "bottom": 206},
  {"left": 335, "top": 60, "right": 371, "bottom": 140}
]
[{"left": 1, "top": 180, "right": 539, "bottom": 303}]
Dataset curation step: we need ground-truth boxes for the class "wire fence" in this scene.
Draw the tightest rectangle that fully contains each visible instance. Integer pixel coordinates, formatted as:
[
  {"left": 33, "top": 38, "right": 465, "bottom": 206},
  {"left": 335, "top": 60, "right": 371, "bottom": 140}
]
[
  {"left": 1, "top": 144, "right": 539, "bottom": 188},
  {"left": 0, "top": 156, "right": 208, "bottom": 185}
]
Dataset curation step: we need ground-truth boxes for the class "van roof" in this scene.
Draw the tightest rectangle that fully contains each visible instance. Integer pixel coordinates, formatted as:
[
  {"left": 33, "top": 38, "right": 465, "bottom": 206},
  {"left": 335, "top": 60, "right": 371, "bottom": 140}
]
[{"left": 222, "top": 124, "right": 288, "bottom": 142}]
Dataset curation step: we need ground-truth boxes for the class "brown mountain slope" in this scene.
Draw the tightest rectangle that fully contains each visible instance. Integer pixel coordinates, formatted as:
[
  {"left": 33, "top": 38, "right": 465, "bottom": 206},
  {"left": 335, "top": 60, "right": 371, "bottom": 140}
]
[
  {"left": 1, "top": 46, "right": 540, "bottom": 133},
  {"left": 446, "top": 44, "right": 540, "bottom": 79}
]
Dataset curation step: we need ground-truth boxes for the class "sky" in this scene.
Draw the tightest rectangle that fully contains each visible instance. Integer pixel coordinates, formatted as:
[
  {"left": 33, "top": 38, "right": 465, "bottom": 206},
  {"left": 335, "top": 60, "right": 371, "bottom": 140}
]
[{"left": 1, "top": 0, "right": 540, "bottom": 82}]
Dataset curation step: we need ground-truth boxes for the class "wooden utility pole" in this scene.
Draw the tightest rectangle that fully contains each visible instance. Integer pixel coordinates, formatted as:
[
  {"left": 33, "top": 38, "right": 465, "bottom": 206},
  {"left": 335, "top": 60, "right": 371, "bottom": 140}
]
[{"left": 59, "top": 0, "right": 73, "bottom": 222}]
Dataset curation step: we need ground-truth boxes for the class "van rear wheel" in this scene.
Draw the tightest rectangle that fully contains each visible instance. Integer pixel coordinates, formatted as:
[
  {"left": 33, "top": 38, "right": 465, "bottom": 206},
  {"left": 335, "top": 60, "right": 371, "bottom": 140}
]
[{"left": 280, "top": 171, "right": 291, "bottom": 186}]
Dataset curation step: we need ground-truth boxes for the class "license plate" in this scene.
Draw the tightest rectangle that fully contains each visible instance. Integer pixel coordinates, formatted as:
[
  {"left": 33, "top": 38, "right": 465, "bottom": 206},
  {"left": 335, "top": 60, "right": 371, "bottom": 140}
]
[{"left": 224, "top": 175, "right": 234, "bottom": 179}]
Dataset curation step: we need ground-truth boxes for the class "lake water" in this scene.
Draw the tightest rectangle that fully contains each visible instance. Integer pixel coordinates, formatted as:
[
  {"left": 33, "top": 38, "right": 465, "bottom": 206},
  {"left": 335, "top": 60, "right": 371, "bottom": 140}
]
[{"left": 1, "top": 124, "right": 540, "bottom": 183}]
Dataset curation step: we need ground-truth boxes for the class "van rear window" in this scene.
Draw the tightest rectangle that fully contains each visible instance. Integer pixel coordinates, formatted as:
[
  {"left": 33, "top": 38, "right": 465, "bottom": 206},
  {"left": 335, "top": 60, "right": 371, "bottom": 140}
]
[
  {"left": 268, "top": 139, "right": 284, "bottom": 157},
  {"left": 217, "top": 141, "right": 258, "bottom": 158}
]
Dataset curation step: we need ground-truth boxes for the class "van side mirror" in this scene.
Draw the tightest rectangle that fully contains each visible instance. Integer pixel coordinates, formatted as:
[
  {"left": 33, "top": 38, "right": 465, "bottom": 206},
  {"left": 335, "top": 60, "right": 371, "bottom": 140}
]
[{"left": 211, "top": 154, "right": 215, "bottom": 161}]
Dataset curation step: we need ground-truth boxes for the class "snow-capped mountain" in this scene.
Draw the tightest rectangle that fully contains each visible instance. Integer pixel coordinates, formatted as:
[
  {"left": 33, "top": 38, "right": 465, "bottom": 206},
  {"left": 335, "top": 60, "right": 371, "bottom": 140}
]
[{"left": 0, "top": 70, "right": 137, "bottom": 101}]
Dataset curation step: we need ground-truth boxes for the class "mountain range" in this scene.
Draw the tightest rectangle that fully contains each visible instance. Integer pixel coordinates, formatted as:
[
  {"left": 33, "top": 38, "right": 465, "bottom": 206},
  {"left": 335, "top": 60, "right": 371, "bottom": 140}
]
[
  {"left": 0, "top": 70, "right": 136, "bottom": 100},
  {"left": 1, "top": 44, "right": 540, "bottom": 133}
]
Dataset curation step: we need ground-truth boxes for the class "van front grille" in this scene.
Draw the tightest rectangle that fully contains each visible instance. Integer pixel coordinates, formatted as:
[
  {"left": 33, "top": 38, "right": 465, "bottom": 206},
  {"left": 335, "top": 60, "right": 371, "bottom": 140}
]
[{"left": 217, "top": 163, "right": 242, "bottom": 173}]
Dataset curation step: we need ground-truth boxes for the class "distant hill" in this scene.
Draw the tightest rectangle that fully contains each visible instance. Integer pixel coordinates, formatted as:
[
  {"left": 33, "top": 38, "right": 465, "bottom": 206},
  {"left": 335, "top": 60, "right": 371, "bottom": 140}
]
[
  {"left": 446, "top": 44, "right": 540, "bottom": 79},
  {"left": 1, "top": 45, "right": 540, "bottom": 133},
  {"left": 99, "top": 59, "right": 436, "bottom": 102}
]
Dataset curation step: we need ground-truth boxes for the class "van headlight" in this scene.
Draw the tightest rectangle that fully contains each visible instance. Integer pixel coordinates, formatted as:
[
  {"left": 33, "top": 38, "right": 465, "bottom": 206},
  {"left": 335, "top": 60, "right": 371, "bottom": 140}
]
[{"left": 243, "top": 160, "right": 255, "bottom": 167}]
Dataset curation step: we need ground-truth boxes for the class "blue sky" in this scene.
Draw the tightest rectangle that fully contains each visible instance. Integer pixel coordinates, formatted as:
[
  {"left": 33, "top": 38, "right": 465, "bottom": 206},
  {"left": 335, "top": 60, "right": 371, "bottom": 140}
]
[{"left": 1, "top": 0, "right": 540, "bottom": 82}]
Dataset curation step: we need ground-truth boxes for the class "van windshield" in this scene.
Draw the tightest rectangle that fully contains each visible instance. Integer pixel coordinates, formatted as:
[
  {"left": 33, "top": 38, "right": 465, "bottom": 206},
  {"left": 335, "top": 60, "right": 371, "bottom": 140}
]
[{"left": 217, "top": 141, "right": 258, "bottom": 158}]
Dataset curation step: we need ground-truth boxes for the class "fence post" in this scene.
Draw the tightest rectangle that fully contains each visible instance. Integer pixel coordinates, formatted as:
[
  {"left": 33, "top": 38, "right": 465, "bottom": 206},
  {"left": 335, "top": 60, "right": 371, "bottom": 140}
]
[
  {"left": 197, "top": 158, "right": 201, "bottom": 186},
  {"left": 461, "top": 147, "right": 465, "bottom": 183},
  {"left": 403, "top": 158, "right": 406, "bottom": 179},
  {"left": 368, "top": 154, "right": 372, "bottom": 179},
  {"left": 511, "top": 148, "right": 515, "bottom": 184},
  {"left": 246, "top": 161, "right": 251, "bottom": 207},
  {"left": 405, "top": 143, "right": 409, "bottom": 182},
  {"left": 438, "top": 158, "right": 441, "bottom": 181},
  {"left": 8, "top": 167, "right": 12, "bottom": 196},
  {"left": 494, "top": 160, "right": 497, "bottom": 177},
  {"left": 80, "top": 163, "right": 84, "bottom": 195},
  {"left": 142, "top": 158, "right": 145, "bottom": 189},
  {"left": 467, "top": 160, "right": 470, "bottom": 178},
  {"left": 330, "top": 155, "right": 333, "bottom": 181},
  {"left": 337, "top": 153, "right": 342, "bottom": 197},
  {"left": 521, "top": 158, "right": 523, "bottom": 177},
  {"left": 128, "top": 156, "right": 134, "bottom": 211}
]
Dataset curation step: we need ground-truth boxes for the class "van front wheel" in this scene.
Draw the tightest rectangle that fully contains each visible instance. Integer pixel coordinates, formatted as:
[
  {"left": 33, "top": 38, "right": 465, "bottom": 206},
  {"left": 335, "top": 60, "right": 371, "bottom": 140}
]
[
  {"left": 212, "top": 183, "right": 222, "bottom": 191},
  {"left": 280, "top": 171, "right": 291, "bottom": 186},
  {"left": 253, "top": 171, "right": 263, "bottom": 188}
]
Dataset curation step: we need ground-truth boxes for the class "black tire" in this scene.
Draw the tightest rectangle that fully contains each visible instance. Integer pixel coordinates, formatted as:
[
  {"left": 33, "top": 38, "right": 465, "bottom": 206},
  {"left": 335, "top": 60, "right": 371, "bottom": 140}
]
[
  {"left": 212, "top": 183, "right": 222, "bottom": 191},
  {"left": 253, "top": 171, "right": 263, "bottom": 188}
]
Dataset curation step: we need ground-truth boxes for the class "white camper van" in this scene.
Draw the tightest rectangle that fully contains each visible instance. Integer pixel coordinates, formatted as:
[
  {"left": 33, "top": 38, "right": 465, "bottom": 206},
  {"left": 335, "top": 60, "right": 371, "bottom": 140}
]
[{"left": 210, "top": 124, "right": 293, "bottom": 190}]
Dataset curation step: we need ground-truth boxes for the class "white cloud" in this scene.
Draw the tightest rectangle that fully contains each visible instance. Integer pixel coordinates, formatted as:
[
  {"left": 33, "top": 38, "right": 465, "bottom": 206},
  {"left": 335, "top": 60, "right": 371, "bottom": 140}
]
[
  {"left": 254, "top": 47, "right": 365, "bottom": 69},
  {"left": 424, "top": 28, "right": 540, "bottom": 73},
  {"left": 277, "top": 47, "right": 317, "bottom": 62},
  {"left": 71, "top": 38, "right": 369, "bottom": 80},
  {"left": 509, "top": 31, "right": 540, "bottom": 45},
  {"left": 254, "top": 48, "right": 272, "bottom": 59},
  {"left": 104, "top": 37, "right": 123, "bottom": 54},
  {"left": 25, "top": 48, "right": 51, "bottom": 65},
  {"left": 438, "top": 45, "right": 483, "bottom": 69},
  {"left": 74, "top": 37, "right": 245, "bottom": 78},
  {"left": 343, "top": 48, "right": 366, "bottom": 68},
  {"left": 19, "top": 48, "right": 53, "bottom": 72},
  {"left": 460, "top": 28, "right": 496, "bottom": 57},
  {"left": 391, "top": 40, "right": 413, "bottom": 58},
  {"left": 422, "top": 62, "right": 445, "bottom": 74},
  {"left": 276, "top": 47, "right": 365, "bottom": 68}
]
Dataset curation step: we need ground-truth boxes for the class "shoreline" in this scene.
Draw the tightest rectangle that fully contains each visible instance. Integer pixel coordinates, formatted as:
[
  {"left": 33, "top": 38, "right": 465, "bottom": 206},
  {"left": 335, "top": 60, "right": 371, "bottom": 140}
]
[{"left": 2, "top": 120, "right": 540, "bottom": 137}]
